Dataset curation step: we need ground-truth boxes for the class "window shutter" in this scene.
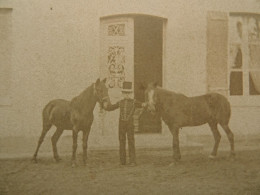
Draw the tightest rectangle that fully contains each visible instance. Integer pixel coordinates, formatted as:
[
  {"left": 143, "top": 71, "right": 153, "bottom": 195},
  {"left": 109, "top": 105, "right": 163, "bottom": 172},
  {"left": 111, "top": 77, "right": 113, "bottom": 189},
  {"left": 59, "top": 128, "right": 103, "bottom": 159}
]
[
  {"left": 0, "top": 9, "right": 12, "bottom": 105},
  {"left": 206, "top": 11, "right": 228, "bottom": 96}
]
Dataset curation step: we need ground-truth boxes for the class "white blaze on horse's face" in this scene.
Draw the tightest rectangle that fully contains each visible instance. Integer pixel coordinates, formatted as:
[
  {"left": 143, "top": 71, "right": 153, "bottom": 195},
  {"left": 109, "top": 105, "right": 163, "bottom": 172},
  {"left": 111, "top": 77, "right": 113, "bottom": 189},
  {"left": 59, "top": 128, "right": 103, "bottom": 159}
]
[
  {"left": 148, "top": 90, "right": 154, "bottom": 104},
  {"left": 147, "top": 89, "right": 156, "bottom": 112}
]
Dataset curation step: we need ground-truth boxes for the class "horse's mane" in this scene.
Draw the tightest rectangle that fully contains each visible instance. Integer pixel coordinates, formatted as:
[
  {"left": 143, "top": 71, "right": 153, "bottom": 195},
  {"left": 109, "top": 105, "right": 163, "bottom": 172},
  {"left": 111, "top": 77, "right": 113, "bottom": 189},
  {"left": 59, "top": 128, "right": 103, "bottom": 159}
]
[
  {"left": 70, "top": 83, "right": 96, "bottom": 112},
  {"left": 156, "top": 87, "right": 187, "bottom": 98},
  {"left": 154, "top": 87, "right": 189, "bottom": 109}
]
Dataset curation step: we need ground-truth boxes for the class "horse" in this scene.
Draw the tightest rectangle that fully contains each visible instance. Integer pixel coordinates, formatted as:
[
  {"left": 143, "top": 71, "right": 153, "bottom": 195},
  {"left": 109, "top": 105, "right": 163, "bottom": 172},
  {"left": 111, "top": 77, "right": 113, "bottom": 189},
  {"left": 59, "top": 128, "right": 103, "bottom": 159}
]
[
  {"left": 32, "top": 78, "right": 111, "bottom": 166},
  {"left": 144, "top": 82, "right": 235, "bottom": 163}
]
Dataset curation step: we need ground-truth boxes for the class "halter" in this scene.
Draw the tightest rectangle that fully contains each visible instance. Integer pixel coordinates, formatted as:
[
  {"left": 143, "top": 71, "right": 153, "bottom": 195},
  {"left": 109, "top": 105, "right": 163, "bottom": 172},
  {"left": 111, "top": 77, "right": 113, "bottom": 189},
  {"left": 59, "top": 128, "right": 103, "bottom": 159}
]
[{"left": 93, "top": 83, "right": 109, "bottom": 104}]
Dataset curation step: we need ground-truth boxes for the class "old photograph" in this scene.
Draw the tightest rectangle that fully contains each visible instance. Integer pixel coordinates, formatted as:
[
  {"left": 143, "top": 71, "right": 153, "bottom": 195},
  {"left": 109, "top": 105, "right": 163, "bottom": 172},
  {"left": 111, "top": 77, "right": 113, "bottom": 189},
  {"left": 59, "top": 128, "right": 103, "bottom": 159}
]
[{"left": 0, "top": 0, "right": 260, "bottom": 194}]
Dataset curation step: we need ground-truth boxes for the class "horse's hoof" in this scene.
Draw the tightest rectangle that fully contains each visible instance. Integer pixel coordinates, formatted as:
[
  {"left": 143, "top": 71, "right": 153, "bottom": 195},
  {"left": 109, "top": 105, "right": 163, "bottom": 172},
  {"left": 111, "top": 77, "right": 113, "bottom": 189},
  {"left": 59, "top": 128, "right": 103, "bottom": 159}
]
[
  {"left": 54, "top": 157, "right": 62, "bottom": 163},
  {"left": 71, "top": 161, "right": 77, "bottom": 168},
  {"left": 230, "top": 152, "right": 236, "bottom": 157},
  {"left": 31, "top": 158, "right": 38, "bottom": 163},
  {"left": 168, "top": 163, "right": 175, "bottom": 167},
  {"left": 209, "top": 154, "right": 217, "bottom": 159},
  {"left": 83, "top": 160, "right": 87, "bottom": 166},
  {"left": 229, "top": 152, "right": 236, "bottom": 160},
  {"left": 168, "top": 161, "right": 179, "bottom": 167}
]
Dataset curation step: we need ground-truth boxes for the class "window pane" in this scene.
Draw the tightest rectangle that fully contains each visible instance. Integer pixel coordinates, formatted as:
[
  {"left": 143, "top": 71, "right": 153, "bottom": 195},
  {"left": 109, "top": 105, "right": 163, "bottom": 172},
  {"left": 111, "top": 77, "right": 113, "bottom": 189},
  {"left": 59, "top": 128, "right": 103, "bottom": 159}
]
[
  {"left": 230, "top": 71, "right": 243, "bottom": 95},
  {"left": 229, "top": 16, "right": 243, "bottom": 42},
  {"left": 229, "top": 17, "right": 243, "bottom": 70},
  {"left": 249, "top": 44, "right": 260, "bottom": 69},
  {"left": 249, "top": 72, "right": 260, "bottom": 95},
  {"left": 247, "top": 17, "right": 259, "bottom": 42},
  {"left": 230, "top": 44, "right": 242, "bottom": 69}
]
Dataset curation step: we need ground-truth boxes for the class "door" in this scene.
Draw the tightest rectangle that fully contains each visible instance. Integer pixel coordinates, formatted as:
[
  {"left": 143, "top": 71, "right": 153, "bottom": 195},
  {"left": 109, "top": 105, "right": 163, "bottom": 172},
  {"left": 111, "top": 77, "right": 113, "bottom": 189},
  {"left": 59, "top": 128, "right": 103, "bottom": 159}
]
[
  {"left": 100, "top": 17, "right": 134, "bottom": 103},
  {"left": 100, "top": 17, "right": 134, "bottom": 136}
]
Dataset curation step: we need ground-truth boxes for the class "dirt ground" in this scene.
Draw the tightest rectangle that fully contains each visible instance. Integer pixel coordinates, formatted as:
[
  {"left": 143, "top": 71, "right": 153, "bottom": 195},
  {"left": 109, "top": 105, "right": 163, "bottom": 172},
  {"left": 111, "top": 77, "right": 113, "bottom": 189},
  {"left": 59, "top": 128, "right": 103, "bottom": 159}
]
[
  {"left": 0, "top": 136, "right": 260, "bottom": 195},
  {"left": 0, "top": 145, "right": 260, "bottom": 195}
]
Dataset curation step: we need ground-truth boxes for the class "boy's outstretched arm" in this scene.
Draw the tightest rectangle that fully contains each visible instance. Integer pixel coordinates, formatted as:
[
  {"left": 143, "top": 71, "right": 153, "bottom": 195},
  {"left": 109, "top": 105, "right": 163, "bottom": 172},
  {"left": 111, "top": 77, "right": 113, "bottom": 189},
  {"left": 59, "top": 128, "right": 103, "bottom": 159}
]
[
  {"left": 104, "top": 101, "right": 120, "bottom": 111},
  {"left": 134, "top": 100, "right": 148, "bottom": 108}
]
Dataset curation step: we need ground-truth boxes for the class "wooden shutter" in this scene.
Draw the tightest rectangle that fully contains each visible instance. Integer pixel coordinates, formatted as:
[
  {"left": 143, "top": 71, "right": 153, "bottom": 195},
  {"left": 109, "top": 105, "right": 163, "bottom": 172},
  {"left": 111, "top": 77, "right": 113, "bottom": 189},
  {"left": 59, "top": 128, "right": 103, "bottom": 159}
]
[
  {"left": 206, "top": 11, "right": 228, "bottom": 96},
  {"left": 0, "top": 9, "right": 12, "bottom": 105}
]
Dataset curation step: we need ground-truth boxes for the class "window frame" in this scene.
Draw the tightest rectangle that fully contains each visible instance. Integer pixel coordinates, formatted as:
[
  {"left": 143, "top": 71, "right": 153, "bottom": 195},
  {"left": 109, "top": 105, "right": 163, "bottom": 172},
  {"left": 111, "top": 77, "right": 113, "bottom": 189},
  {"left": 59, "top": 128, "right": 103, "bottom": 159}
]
[{"left": 228, "top": 13, "right": 260, "bottom": 106}]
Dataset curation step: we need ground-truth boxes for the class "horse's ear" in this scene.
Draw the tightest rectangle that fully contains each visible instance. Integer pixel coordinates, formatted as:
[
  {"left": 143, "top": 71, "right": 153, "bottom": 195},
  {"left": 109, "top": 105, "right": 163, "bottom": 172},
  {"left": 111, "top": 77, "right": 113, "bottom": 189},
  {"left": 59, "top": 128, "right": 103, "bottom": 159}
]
[
  {"left": 102, "top": 78, "right": 107, "bottom": 83},
  {"left": 96, "top": 78, "right": 100, "bottom": 85}
]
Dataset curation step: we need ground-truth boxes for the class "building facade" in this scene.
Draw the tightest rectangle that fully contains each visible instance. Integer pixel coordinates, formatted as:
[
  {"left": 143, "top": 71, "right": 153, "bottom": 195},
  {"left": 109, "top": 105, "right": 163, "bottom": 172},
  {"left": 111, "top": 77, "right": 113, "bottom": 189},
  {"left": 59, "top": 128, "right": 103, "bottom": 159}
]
[{"left": 0, "top": 0, "right": 259, "bottom": 148}]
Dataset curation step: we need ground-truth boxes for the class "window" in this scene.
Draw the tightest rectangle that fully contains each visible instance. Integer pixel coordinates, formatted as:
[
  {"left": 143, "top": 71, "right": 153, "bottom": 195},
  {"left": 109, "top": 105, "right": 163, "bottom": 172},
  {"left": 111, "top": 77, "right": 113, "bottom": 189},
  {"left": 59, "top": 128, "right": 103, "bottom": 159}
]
[{"left": 229, "top": 14, "right": 260, "bottom": 97}]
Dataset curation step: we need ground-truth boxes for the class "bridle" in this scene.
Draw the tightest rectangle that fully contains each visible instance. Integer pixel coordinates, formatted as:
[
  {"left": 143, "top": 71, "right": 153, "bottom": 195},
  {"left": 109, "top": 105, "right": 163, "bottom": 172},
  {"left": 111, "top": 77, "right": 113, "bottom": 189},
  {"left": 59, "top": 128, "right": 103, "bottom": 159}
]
[
  {"left": 93, "top": 83, "right": 109, "bottom": 107},
  {"left": 146, "top": 89, "right": 158, "bottom": 114}
]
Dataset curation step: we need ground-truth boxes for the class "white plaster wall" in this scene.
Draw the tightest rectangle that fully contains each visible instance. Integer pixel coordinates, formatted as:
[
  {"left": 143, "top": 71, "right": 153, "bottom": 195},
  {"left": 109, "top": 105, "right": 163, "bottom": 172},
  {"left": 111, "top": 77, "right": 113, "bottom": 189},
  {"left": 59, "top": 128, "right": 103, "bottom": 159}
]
[
  {"left": 0, "top": 0, "right": 259, "bottom": 138},
  {"left": 0, "top": 0, "right": 101, "bottom": 136}
]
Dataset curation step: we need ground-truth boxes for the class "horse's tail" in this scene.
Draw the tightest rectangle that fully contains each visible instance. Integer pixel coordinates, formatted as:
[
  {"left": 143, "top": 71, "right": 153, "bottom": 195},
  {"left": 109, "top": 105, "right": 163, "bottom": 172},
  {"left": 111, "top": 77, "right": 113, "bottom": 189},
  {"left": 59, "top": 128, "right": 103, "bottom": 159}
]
[
  {"left": 206, "top": 93, "right": 231, "bottom": 125},
  {"left": 42, "top": 101, "right": 56, "bottom": 127}
]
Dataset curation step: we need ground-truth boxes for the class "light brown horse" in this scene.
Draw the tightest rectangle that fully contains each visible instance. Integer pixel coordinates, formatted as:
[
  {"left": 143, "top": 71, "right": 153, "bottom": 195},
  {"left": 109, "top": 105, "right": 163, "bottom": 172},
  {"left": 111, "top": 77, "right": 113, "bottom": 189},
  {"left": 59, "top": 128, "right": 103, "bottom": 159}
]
[
  {"left": 144, "top": 82, "right": 235, "bottom": 162},
  {"left": 32, "top": 78, "right": 111, "bottom": 166}
]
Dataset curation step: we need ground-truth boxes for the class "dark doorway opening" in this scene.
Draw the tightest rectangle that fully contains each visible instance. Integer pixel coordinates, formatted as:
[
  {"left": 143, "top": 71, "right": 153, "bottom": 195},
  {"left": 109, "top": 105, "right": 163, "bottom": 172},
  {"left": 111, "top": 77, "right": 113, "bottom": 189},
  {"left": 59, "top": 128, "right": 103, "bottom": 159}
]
[{"left": 134, "top": 15, "right": 163, "bottom": 133}]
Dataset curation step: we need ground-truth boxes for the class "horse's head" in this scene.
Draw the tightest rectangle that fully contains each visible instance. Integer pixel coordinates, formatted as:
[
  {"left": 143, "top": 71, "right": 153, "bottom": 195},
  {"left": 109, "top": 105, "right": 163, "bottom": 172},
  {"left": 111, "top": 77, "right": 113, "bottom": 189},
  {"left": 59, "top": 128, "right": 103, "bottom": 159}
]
[
  {"left": 144, "top": 82, "right": 159, "bottom": 115},
  {"left": 94, "top": 78, "right": 111, "bottom": 109}
]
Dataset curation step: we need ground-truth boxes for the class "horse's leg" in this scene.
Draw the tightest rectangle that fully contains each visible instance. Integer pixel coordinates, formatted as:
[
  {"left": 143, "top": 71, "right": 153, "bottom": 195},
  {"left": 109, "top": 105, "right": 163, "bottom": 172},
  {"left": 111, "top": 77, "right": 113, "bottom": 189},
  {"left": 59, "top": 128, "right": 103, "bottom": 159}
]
[
  {"left": 71, "top": 127, "right": 79, "bottom": 167},
  {"left": 169, "top": 125, "right": 181, "bottom": 162},
  {"left": 32, "top": 123, "right": 52, "bottom": 163},
  {"left": 208, "top": 121, "right": 221, "bottom": 159},
  {"left": 82, "top": 118, "right": 93, "bottom": 166},
  {"left": 82, "top": 128, "right": 91, "bottom": 166},
  {"left": 220, "top": 123, "right": 235, "bottom": 157},
  {"left": 51, "top": 128, "right": 64, "bottom": 162}
]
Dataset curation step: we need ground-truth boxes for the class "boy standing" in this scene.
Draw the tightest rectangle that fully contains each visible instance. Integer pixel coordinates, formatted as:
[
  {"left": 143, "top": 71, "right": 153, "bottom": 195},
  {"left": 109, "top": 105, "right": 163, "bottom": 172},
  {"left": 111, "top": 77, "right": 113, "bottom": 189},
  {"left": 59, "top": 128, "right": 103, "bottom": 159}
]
[{"left": 105, "top": 81, "right": 146, "bottom": 166}]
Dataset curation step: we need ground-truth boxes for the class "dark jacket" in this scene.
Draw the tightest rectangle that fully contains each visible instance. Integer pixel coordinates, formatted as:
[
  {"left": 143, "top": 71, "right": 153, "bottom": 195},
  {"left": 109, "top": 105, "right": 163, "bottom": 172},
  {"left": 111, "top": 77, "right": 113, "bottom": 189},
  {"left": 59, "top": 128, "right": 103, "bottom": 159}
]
[{"left": 106, "top": 98, "right": 143, "bottom": 121}]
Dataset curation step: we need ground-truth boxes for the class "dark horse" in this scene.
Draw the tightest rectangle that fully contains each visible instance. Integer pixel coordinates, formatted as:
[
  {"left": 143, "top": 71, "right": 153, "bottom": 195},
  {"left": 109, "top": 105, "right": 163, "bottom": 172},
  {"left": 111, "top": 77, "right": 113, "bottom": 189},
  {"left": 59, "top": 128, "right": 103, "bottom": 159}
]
[
  {"left": 144, "top": 82, "right": 235, "bottom": 162},
  {"left": 32, "top": 78, "right": 111, "bottom": 166}
]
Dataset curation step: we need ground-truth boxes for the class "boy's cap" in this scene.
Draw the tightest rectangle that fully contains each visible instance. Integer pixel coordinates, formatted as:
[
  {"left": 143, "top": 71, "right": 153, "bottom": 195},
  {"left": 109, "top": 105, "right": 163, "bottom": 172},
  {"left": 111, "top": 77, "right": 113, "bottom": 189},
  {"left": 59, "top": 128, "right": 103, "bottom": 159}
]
[{"left": 122, "top": 81, "right": 133, "bottom": 92}]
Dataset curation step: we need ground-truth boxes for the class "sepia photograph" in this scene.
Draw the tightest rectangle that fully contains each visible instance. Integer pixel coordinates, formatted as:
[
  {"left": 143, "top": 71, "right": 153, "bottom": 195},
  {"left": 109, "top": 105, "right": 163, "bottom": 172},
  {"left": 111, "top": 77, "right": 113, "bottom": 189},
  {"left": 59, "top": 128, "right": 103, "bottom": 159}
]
[{"left": 0, "top": 0, "right": 260, "bottom": 194}]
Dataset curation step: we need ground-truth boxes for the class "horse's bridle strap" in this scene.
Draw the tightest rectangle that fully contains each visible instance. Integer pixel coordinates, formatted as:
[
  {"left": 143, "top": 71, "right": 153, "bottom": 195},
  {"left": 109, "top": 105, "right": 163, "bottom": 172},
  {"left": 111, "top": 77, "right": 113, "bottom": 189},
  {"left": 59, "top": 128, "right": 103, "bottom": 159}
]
[
  {"left": 93, "top": 83, "right": 109, "bottom": 103},
  {"left": 102, "top": 96, "right": 109, "bottom": 101}
]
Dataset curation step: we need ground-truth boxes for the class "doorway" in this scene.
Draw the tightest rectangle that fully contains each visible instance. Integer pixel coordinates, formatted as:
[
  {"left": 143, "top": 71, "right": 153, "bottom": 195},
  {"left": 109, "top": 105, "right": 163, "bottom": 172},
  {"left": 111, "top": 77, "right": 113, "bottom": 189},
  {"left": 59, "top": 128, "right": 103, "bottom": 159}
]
[
  {"left": 100, "top": 14, "right": 164, "bottom": 134},
  {"left": 134, "top": 15, "right": 163, "bottom": 133}
]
